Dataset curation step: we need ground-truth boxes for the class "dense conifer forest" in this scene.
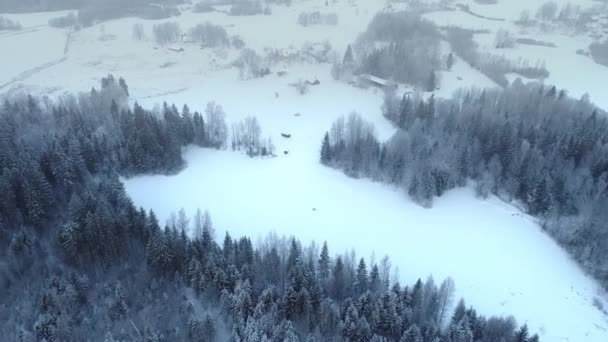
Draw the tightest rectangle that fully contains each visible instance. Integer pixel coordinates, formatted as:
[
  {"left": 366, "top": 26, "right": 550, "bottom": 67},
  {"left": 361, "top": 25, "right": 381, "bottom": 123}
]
[
  {"left": 0, "top": 77, "right": 538, "bottom": 341},
  {"left": 320, "top": 80, "right": 608, "bottom": 288}
]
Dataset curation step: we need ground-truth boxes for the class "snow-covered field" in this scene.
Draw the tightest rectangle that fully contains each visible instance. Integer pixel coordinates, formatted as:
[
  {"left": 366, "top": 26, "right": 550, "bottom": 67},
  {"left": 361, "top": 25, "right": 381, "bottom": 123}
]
[{"left": 2, "top": 0, "right": 608, "bottom": 341}]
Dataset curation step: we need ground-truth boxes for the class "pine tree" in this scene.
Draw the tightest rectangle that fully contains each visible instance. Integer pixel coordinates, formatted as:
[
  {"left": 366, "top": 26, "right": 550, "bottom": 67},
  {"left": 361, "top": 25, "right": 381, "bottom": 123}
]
[
  {"left": 331, "top": 256, "right": 345, "bottom": 301},
  {"left": 515, "top": 324, "right": 529, "bottom": 342},
  {"left": 354, "top": 258, "right": 368, "bottom": 295},
  {"left": 343, "top": 44, "right": 355, "bottom": 65},
  {"left": 447, "top": 53, "right": 455, "bottom": 71},
  {"left": 318, "top": 241, "right": 331, "bottom": 284},
  {"left": 427, "top": 70, "right": 437, "bottom": 92},
  {"left": 320, "top": 132, "right": 332, "bottom": 165},
  {"left": 400, "top": 324, "right": 423, "bottom": 342}
]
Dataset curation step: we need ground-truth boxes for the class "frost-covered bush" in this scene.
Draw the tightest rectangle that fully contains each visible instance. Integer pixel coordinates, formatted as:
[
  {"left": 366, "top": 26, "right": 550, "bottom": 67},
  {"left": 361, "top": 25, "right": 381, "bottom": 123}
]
[
  {"left": 531, "top": 1, "right": 585, "bottom": 31},
  {"left": 48, "top": 13, "right": 78, "bottom": 28},
  {"left": 446, "top": 26, "right": 548, "bottom": 86},
  {"left": 193, "top": 2, "right": 215, "bottom": 13},
  {"left": 515, "top": 38, "right": 556, "bottom": 48},
  {"left": 354, "top": 12, "right": 441, "bottom": 88},
  {"left": 515, "top": 10, "right": 534, "bottom": 26},
  {"left": 132, "top": 23, "right": 145, "bottom": 41},
  {"left": 294, "top": 80, "right": 310, "bottom": 95},
  {"left": 445, "top": 26, "right": 478, "bottom": 65},
  {"left": 477, "top": 54, "right": 548, "bottom": 85},
  {"left": 229, "top": 1, "right": 263, "bottom": 16},
  {"left": 231, "top": 35, "right": 246, "bottom": 49},
  {"left": 153, "top": 22, "right": 181, "bottom": 46},
  {"left": 297, "top": 11, "right": 338, "bottom": 26},
  {"left": 536, "top": 1, "right": 558, "bottom": 21},
  {"left": 230, "top": 116, "right": 274, "bottom": 156},
  {"left": 0, "top": 16, "right": 22, "bottom": 30},
  {"left": 234, "top": 48, "right": 270, "bottom": 79},
  {"left": 494, "top": 29, "right": 515, "bottom": 48},
  {"left": 205, "top": 102, "right": 228, "bottom": 149},
  {"left": 189, "top": 22, "right": 229, "bottom": 47},
  {"left": 590, "top": 40, "right": 608, "bottom": 67}
]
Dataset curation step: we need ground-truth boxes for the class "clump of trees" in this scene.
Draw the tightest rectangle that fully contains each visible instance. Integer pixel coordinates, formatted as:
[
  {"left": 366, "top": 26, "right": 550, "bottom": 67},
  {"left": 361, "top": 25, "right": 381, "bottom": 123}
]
[
  {"left": 322, "top": 80, "right": 608, "bottom": 287},
  {"left": 494, "top": 29, "right": 515, "bottom": 48},
  {"left": 352, "top": 12, "right": 442, "bottom": 88},
  {"left": 0, "top": 77, "right": 538, "bottom": 341},
  {"left": 446, "top": 26, "right": 548, "bottom": 86},
  {"left": 590, "top": 40, "right": 608, "bottom": 67},
  {"left": 193, "top": 1, "right": 215, "bottom": 13},
  {"left": 234, "top": 48, "right": 271, "bottom": 79},
  {"left": 132, "top": 22, "right": 145, "bottom": 41},
  {"left": 153, "top": 21, "right": 182, "bottom": 46},
  {"left": 229, "top": 1, "right": 265, "bottom": 16},
  {"left": 297, "top": 11, "right": 338, "bottom": 26},
  {"left": 230, "top": 116, "right": 275, "bottom": 156},
  {"left": 48, "top": 12, "right": 78, "bottom": 28},
  {"left": 188, "top": 22, "right": 230, "bottom": 47},
  {"left": 0, "top": 16, "right": 22, "bottom": 30},
  {"left": 517, "top": 1, "right": 590, "bottom": 33}
]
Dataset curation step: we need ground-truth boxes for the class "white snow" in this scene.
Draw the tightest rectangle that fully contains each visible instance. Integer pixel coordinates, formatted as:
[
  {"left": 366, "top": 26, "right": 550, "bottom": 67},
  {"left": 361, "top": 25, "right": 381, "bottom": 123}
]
[
  {"left": 124, "top": 145, "right": 608, "bottom": 342},
  {"left": 2, "top": 0, "right": 608, "bottom": 340}
]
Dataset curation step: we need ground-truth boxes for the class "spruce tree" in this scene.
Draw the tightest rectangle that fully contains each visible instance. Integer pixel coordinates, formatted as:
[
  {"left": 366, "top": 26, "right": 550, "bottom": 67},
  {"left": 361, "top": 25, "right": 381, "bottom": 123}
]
[{"left": 320, "top": 132, "right": 332, "bottom": 165}]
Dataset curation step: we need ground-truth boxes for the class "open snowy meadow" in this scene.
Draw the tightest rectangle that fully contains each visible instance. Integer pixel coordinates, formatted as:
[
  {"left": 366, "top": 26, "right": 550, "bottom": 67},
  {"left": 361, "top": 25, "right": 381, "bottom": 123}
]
[{"left": 2, "top": 0, "right": 608, "bottom": 340}]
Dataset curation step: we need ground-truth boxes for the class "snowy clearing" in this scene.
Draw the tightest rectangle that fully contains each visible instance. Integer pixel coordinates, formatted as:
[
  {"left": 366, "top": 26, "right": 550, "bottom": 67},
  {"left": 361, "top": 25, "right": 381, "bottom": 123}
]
[{"left": 124, "top": 146, "right": 608, "bottom": 342}]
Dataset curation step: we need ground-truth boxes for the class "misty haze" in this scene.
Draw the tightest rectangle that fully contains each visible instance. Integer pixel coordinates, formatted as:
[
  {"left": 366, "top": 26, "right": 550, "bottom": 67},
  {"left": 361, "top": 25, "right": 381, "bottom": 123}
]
[{"left": 1, "top": 1, "right": 608, "bottom": 341}]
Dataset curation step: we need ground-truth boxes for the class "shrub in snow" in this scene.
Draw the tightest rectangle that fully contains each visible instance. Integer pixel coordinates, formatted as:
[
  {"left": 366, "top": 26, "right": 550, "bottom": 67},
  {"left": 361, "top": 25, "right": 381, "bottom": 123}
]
[
  {"left": 446, "top": 26, "right": 548, "bottom": 86},
  {"left": 153, "top": 22, "right": 181, "bottom": 46},
  {"left": 494, "top": 29, "right": 515, "bottom": 49},
  {"left": 189, "top": 22, "right": 229, "bottom": 47},
  {"left": 515, "top": 38, "right": 556, "bottom": 48},
  {"left": 590, "top": 40, "right": 608, "bottom": 67},
  {"left": 297, "top": 11, "right": 338, "bottom": 27},
  {"left": 294, "top": 80, "right": 310, "bottom": 95},
  {"left": 204, "top": 102, "right": 228, "bottom": 149},
  {"left": 0, "top": 16, "right": 22, "bottom": 30},
  {"left": 193, "top": 2, "right": 215, "bottom": 13},
  {"left": 49, "top": 13, "right": 77, "bottom": 28},
  {"left": 132, "top": 23, "right": 145, "bottom": 41},
  {"left": 231, "top": 35, "right": 246, "bottom": 49},
  {"left": 536, "top": 1, "right": 558, "bottom": 21},
  {"left": 515, "top": 10, "right": 534, "bottom": 26},
  {"left": 230, "top": 116, "right": 274, "bottom": 157},
  {"left": 234, "top": 49, "right": 269, "bottom": 79},
  {"left": 229, "top": 1, "right": 263, "bottom": 16}
]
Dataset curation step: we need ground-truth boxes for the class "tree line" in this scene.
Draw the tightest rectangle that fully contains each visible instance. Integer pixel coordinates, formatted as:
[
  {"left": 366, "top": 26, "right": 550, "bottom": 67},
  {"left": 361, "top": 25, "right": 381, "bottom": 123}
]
[
  {"left": 0, "top": 77, "right": 538, "bottom": 341},
  {"left": 320, "top": 80, "right": 608, "bottom": 288}
]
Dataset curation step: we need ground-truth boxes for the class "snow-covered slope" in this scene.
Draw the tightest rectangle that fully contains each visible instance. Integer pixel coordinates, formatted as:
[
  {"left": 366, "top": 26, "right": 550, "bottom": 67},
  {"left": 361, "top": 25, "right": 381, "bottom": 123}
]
[
  {"left": 2, "top": 0, "right": 608, "bottom": 341},
  {"left": 125, "top": 145, "right": 608, "bottom": 342}
]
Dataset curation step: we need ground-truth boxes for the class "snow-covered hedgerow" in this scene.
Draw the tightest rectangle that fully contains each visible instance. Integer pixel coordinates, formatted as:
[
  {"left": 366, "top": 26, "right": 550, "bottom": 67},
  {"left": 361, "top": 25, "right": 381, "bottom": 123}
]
[{"left": 0, "top": 16, "right": 22, "bottom": 30}]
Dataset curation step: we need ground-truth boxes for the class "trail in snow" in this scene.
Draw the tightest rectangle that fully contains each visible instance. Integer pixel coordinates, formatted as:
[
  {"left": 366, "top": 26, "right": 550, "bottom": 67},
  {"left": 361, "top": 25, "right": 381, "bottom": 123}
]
[{"left": 0, "top": 30, "right": 71, "bottom": 91}]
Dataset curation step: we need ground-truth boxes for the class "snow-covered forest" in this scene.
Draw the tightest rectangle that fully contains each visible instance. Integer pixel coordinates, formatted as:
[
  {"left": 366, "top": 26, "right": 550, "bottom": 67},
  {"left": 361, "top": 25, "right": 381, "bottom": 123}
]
[
  {"left": 321, "top": 81, "right": 608, "bottom": 285},
  {"left": 2, "top": 0, "right": 608, "bottom": 341},
  {"left": 0, "top": 79, "right": 536, "bottom": 341}
]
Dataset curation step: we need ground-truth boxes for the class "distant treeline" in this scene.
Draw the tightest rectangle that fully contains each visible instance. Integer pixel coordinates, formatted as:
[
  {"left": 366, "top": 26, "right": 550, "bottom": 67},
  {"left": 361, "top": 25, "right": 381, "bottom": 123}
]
[{"left": 321, "top": 80, "right": 608, "bottom": 288}]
